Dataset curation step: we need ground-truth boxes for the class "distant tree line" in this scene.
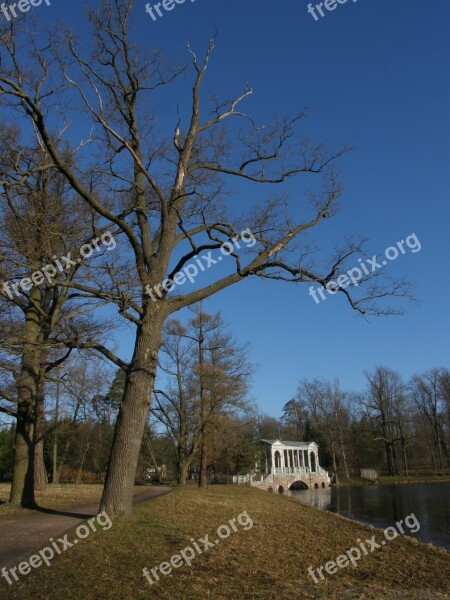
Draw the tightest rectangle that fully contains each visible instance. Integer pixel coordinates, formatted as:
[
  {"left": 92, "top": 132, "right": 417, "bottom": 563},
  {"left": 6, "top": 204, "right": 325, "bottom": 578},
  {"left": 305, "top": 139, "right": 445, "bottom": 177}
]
[
  {"left": 2, "top": 359, "right": 448, "bottom": 484},
  {"left": 258, "top": 366, "right": 450, "bottom": 478}
]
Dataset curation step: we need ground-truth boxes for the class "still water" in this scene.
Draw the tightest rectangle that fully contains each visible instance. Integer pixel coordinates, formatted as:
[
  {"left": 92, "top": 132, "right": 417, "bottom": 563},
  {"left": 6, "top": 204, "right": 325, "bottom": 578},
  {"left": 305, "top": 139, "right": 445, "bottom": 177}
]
[{"left": 288, "top": 482, "right": 450, "bottom": 550}]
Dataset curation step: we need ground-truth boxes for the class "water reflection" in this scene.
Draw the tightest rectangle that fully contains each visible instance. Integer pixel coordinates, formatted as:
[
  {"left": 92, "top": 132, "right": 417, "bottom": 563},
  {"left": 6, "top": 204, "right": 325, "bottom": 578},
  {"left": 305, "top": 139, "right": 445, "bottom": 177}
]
[{"left": 287, "top": 482, "right": 450, "bottom": 550}]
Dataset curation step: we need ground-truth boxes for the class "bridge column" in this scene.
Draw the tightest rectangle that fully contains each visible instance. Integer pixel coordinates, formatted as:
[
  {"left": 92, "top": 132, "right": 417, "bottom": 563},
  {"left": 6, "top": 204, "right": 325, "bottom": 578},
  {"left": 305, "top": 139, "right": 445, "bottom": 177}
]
[
  {"left": 304, "top": 450, "right": 309, "bottom": 469},
  {"left": 272, "top": 449, "right": 280, "bottom": 472}
]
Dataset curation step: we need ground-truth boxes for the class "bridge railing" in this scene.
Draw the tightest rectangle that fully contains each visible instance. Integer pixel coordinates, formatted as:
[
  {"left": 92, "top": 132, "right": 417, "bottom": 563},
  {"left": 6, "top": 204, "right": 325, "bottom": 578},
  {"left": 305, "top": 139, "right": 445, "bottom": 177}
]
[
  {"left": 317, "top": 466, "right": 329, "bottom": 477},
  {"left": 270, "top": 466, "right": 329, "bottom": 477},
  {"left": 272, "top": 467, "right": 310, "bottom": 475}
]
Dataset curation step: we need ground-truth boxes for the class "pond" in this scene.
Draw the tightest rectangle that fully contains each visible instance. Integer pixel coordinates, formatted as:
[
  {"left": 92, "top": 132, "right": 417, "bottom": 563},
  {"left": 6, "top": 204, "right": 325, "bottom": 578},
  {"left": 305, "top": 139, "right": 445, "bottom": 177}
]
[{"left": 287, "top": 481, "right": 450, "bottom": 551}]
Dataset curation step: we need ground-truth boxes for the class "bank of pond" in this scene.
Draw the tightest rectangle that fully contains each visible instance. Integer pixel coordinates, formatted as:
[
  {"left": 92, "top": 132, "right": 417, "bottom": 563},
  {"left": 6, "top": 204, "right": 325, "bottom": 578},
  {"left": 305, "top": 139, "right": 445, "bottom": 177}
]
[{"left": 289, "top": 481, "right": 450, "bottom": 551}]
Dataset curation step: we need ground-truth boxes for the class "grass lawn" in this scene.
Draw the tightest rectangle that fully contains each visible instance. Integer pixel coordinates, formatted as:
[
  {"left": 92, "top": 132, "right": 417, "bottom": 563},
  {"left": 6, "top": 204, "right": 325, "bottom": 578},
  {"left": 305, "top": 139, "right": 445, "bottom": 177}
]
[{"left": 1, "top": 485, "right": 449, "bottom": 599}]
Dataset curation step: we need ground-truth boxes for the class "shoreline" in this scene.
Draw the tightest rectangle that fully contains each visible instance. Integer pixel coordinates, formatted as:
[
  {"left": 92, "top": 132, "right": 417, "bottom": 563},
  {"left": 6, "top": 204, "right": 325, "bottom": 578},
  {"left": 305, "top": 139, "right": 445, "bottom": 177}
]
[{"left": 333, "top": 476, "right": 450, "bottom": 488}]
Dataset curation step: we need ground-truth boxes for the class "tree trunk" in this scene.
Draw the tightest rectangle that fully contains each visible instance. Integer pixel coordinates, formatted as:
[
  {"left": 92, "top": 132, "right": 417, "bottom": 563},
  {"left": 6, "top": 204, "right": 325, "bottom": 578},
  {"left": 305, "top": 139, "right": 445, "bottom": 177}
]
[
  {"left": 199, "top": 434, "right": 207, "bottom": 488},
  {"left": 76, "top": 445, "right": 89, "bottom": 485},
  {"left": 336, "top": 418, "right": 350, "bottom": 479},
  {"left": 52, "top": 435, "right": 59, "bottom": 484},
  {"left": 177, "top": 443, "right": 190, "bottom": 485},
  {"left": 178, "top": 454, "right": 190, "bottom": 486},
  {"left": 34, "top": 366, "right": 48, "bottom": 491},
  {"left": 198, "top": 324, "right": 208, "bottom": 489},
  {"left": 52, "top": 371, "right": 61, "bottom": 484},
  {"left": 100, "top": 313, "right": 163, "bottom": 516},
  {"left": 10, "top": 397, "right": 36, "bottom": 507},
  {"left": 34, "top": 437, "right": 47, "bottom": 491},
  {"left": 386, "top": 442, "right": 395, "bottom": 476},
  {"left": 402, "top": 438, "right": 409, "bottom": 477},
  {"left": 10, "top": 292, "right": 42, "bottom": 507}
]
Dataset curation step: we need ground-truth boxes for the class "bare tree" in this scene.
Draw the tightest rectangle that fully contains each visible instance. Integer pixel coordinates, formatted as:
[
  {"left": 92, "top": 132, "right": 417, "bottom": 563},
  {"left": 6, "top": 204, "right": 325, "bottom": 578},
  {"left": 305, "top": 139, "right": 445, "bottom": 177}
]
[
  {"left": 152, "top": 319, "right": 199, "bottom": 485},
  {"left": 0, "top": 134, "right": 117, "bottom": 505},
  {"left": 438, "top": 369, "right": 450, "bottom": 461},
  {"left": 152, "top": 307, "right": 252, "bottom": 486},
  {"left": 0, "top": 2, "right": 413, "bottom": 514},
  {"left": 297, "top": 378, "right": 350, "bottom": 478},
  {"left": 409, "top": 369, "right": 449, "bottom": 470},
  {"left": 363, "top": 367, "right": 407, "bottom": 476}
]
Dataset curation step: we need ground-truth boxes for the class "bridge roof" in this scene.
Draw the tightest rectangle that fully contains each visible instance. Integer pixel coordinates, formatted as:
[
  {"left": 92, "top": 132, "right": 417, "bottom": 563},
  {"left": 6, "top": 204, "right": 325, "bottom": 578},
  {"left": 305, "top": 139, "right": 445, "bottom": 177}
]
[{"left": 261, "top": 439, "right": 317, "bottom": 448}]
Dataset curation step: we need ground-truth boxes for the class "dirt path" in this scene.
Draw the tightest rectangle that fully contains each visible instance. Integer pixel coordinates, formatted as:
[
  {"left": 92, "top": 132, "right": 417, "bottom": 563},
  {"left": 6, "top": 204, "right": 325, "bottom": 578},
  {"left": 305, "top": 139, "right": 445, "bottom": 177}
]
[{"left": 0, "top": 486, "right": 171, "bottom": 568}]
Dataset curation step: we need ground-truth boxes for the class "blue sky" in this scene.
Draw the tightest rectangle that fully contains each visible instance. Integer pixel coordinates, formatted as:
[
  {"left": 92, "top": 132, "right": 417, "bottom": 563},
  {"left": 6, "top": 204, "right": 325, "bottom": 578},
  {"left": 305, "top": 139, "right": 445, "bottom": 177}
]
[{"left": 18, "top": 0, "right": 450, "bottom": 417}]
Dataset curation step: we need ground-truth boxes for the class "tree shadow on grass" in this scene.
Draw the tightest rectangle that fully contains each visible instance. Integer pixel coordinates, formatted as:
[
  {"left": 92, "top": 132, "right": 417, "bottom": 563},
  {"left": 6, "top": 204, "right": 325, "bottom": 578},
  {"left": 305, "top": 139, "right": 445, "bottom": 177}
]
[{"left": 34, "top": 505, "right": 97, "bottom": 519}]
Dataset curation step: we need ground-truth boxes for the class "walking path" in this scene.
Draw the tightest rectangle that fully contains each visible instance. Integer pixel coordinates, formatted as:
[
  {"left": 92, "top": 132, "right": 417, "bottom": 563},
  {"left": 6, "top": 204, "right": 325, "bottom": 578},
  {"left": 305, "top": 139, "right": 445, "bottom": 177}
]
[{"left": 0, "top": 486, "right": 171, "bottom": 568}]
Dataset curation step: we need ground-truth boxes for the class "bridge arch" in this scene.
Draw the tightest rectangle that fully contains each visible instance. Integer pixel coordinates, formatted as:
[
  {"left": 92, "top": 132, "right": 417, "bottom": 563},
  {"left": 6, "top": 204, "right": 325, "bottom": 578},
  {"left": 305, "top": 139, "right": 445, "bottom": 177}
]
[{"left": 288, "top": 480, "right": 309, "bottom": 490}]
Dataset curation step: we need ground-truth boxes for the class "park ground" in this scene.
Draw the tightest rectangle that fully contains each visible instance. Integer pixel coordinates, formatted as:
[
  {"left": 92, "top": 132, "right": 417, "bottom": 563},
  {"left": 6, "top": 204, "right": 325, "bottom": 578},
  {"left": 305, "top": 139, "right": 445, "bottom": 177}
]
[{"left": 0, "top": 483, "right": 449, "bottom": 599}]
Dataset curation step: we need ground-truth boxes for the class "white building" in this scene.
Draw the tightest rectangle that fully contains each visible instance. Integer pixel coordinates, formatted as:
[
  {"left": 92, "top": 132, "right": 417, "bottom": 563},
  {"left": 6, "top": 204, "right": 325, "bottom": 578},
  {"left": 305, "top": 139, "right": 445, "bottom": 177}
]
[
  {"left": 233, "top": 439, "right": 330, "bottom": 491},
  {"left": 261, "top": 439, "right": 325, "bottom": 476},
  {"left": 238, "top": 439, "right": 330, "bottom": 492}
]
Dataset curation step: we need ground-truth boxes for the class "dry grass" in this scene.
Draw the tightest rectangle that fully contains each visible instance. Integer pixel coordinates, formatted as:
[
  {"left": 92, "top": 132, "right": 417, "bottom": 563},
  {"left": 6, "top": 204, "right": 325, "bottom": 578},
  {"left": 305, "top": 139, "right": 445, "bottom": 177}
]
[
  {"left": 1, "top": 485, "right": 449, "bottom": 599},
  {"left": 0, "top": 483, "right": 145, "bottom": 521}
]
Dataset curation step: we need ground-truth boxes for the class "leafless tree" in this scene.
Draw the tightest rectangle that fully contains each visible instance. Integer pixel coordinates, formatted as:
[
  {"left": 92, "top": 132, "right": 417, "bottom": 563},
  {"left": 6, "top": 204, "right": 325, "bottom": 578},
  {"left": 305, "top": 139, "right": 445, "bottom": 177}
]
[
  {"left": 409, "top": 368, "right": 449, "bottom": 470},
  {"left": 152, "top": 306, "right": 252, "bottom": 486},
  {"left": 363, "top": 367, "right": 409, "bottom": 476},
  {"left": 0, "top": 2, "right": 413, "bottom": 514},
  {"left": 297, "top": 378, "right": 350, "bottom": 477},
  {"left": 0, "top": 134, "right": 117, "bottom": 505}
]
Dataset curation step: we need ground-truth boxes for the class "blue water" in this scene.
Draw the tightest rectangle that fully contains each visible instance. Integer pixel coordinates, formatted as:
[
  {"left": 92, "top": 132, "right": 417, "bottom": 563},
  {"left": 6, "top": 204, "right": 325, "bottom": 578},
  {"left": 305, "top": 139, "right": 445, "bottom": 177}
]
[{"left": 288, "top": 482, "right": 450, "bottom": 551}]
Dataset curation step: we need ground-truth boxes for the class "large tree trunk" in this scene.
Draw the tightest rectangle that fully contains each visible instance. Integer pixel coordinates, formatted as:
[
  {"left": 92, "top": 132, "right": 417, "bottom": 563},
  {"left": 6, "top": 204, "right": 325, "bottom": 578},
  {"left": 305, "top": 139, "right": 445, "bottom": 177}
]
[
  {"left": 10, "top": 395, "right": 36, "bottom": 507},
  {"left": 100, "top": 312, "right": 164, "bottom": 516},
  {"left": 10, "top": 292, "right": 42, "bottom": 507}
]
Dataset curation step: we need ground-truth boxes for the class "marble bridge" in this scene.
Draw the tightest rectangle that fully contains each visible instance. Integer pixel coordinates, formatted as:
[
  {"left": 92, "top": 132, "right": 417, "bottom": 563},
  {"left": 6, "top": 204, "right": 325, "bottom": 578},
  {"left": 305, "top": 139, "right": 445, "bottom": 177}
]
[{"left": 235, "top": 439, "right": 331, "bottom": 492}]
